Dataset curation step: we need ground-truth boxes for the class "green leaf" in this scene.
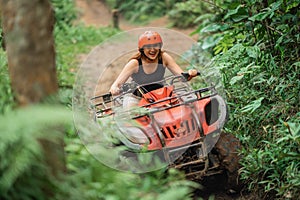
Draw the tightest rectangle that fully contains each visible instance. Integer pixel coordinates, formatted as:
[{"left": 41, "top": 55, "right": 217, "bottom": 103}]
[
  {"left": 232, "top": 14, "right": 248, "bottom": 22},
  {"left": 241, "top": 97, "right": 264, "bottom": 113},
  {"left": 286, "top": 1, "right": 300, "bottom": 12},
  {"left": 194, "top": 13, "right": 214, "bottom": 23},
  {"left": 246, "top": 46, "right": 260, "bottom": 59},
  {"left": 224, "top": 5, "right": 248, "bottom": 22},
  {"left": 0, "top": 105, "right": 72, "bottom": 194},
  {"left": 202, "top": 35, "right": 220, "bottom": 49},
  {"left": 270, "top": 1, "right": 282, "bottom": 12},
  {"left": 292, "top": 62, "right": 300, "bottom": 67},
  {"left": 200, "top": 23, "right": 222, "bottom": 33},
  {"left": 287, "top": 122, "right": 300, "bottom": 136},
  {"left": 224, "top": 5, "right": 242, "bottom": 19},
  {"left": 249, "top": 11, "right": 269, "bottom": 22},
  {"left": 230, "top": 74, "right": 244, "bottom": 85}
]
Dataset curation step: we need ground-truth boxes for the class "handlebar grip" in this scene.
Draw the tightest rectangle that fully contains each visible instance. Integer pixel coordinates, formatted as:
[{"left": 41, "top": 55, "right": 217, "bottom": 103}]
[
  {"left": 120, "top": 82, "right": 138, "bottom": 93},
  {"left": 181, "top": 71, "right": 200, "bottom": 81}
]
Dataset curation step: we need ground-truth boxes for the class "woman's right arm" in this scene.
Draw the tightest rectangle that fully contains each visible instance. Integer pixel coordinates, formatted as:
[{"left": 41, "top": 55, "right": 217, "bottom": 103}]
[{"left": 109, "top": 59, "right": 138, "bottom": 95}]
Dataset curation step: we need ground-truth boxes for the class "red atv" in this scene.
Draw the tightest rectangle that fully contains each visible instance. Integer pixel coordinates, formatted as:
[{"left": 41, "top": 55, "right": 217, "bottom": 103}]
[{"left": 90, "top": 72, "right": 241, "bottom": 191}]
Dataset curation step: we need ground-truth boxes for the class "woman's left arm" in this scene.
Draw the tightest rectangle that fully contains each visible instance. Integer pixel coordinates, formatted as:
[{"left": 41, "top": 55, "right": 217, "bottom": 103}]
[
  {"left": 163, "top": 52, "right": 198, "bottom": 80},
  {"left": 162, "top": 52, "right": 184, "bottom": 75}
]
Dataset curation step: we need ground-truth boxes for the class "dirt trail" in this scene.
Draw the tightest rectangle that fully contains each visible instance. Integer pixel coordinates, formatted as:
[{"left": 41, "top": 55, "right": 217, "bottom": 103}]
[{"left": 75, "top": 0, "right": 196, "bottom": 37}]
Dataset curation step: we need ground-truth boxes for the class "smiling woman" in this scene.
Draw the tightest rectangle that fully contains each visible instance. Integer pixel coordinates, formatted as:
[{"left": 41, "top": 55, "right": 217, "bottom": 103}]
[
  {"left": 109, "top": 30, "right": 197, "bottom": 108},
  {"left": 109, "top": 31, "right": 197, "bottom": 96}
]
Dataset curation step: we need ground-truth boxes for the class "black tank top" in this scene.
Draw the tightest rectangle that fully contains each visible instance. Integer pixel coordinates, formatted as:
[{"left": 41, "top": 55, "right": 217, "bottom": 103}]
[{"left": 131, "top": 57, "right": 166, "bottom": 85}]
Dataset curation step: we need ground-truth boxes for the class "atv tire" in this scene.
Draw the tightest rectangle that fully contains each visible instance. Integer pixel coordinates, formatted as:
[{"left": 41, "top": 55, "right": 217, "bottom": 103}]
[{"left": 214, "top": 131, "right": 242, "bottom": 192}]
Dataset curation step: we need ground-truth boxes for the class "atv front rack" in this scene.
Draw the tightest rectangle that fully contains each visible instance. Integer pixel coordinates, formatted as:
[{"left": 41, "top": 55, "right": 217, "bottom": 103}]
[
  {"left": 90, "top": 93, "right": 114, "bottom": 118},
  {"left": 90, "top": 85, "right": 217, "bottom": 119},
  {"left": 135, "top": 86, "right": 217, "bottom": 115}
]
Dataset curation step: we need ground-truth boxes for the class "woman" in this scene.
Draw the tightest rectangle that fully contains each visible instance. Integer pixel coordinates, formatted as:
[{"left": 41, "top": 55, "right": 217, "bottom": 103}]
[{"left": 109, "top": 31, "right": 197, "bottom": 107}]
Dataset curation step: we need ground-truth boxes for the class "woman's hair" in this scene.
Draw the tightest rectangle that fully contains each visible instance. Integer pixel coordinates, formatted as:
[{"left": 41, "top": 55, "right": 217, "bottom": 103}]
[{"left": 128, "top": 50, "right": 165, "bottom": 62}]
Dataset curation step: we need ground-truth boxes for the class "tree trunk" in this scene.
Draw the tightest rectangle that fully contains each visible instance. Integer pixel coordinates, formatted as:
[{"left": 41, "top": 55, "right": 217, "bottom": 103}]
[
  {"left": 0, "top": 1, "right": 66, "bottom": 194},
  {"left": 1, "top": 0, "right": 58, "bottom": 105}
]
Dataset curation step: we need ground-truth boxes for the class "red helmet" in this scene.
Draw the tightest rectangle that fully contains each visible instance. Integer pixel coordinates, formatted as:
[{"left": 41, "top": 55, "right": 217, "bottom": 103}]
[{"left": 138, "top": 31, "right": 163, "bottom": 49}]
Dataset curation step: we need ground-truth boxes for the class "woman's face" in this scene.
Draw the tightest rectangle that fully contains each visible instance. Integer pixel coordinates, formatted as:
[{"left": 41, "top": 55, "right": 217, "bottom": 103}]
[{"left": 143, "top": 43, "right": 161, "bottom": 60}]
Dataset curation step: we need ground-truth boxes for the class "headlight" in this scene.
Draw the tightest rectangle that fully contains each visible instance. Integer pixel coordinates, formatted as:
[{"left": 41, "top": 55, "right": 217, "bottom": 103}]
[{"left": 119, "top": 126, "right": 149, "bottom": 144}]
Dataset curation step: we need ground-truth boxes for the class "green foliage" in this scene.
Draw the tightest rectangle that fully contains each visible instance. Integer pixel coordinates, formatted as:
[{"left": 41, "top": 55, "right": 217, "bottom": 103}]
[
  {"left": 0, "top": 105, "right": 72, "bottom": 200},
  {"left": 0, "top": 104, "right": 198, "bottom": 200},
  {"left": 241, "top": 118, "right": 300, "bottom": 198},
  {"left": 188, "top": 0, "right": 300, "bottom": 198},
  {"left": 106, "top": 0, "right": 185, "bottom": 24},
  {"left": 0, "top": 50, "right": 14, "bottom": 114},
  {"left": 51, "top": 0, "right": 78, "bottom": 29},
  {"left": 168, "top": 0, "right": 212, "bottom": 28},
  {"left": 196, "top": 0, "right": 300, "bottom": 58},
  {"left": 118, "top": 0, "right": 166, "bottom": 24},
  {"left": 58, "top": 133, "right": 198, "bottom": 200}
]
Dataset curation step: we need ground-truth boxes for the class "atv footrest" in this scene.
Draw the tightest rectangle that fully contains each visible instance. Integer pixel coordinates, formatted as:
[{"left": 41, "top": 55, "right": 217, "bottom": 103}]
[{"left": 173, "top": 157, "right": 206, "bottom": 169}]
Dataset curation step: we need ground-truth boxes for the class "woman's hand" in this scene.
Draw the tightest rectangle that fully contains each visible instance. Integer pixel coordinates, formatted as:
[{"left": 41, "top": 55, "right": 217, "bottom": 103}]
[
  {"left": 187, "top": 69, "right": 199, "bottom": 80},
  {"left": 109, "top": 85, "right": 120, "bottom": 95}
]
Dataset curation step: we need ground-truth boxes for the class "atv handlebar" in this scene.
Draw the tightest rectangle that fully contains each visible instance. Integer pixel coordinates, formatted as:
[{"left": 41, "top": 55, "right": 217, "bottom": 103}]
[
  {"left": 181, "top": 71, "right": 201, "bottom": 81},
  {"left": 91, "top": 71, "right": 201, "bottom": 103},
  {"left": 170, "top": 71, "right": 200, "bottom": 85},
  {"left": 119, "top": 71, "right": 201, "bottom": 94}
]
